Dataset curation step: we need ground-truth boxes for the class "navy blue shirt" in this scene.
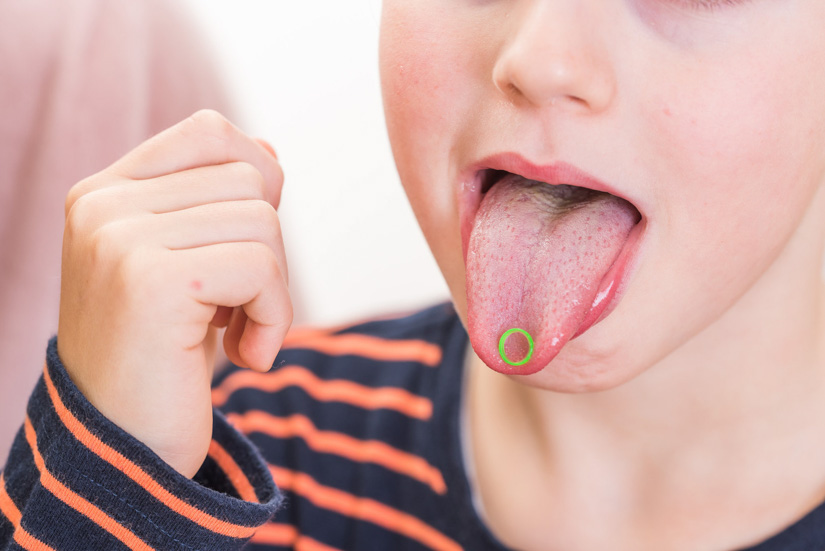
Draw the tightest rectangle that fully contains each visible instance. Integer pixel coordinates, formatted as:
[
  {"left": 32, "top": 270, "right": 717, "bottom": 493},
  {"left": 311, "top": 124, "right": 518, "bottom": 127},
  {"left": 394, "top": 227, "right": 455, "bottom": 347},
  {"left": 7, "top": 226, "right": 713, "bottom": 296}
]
[{"left": 1, "top": 302, "right": 823, "bottom": 550}]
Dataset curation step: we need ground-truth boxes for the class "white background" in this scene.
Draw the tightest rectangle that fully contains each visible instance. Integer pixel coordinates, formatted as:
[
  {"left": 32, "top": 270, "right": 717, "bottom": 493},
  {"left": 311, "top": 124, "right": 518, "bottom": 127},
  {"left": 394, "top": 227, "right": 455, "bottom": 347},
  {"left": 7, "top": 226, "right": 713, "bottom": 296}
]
[{"left": 177, "top": 0, "right": 450, "bottom": 326}]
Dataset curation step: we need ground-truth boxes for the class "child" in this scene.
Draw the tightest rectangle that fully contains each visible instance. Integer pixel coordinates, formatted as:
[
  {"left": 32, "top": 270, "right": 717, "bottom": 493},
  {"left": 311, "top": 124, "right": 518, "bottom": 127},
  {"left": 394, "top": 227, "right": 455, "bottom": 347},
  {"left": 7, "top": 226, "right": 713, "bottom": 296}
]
[{"left": 3, "top": 0, "right": 825, "bottom": 549}]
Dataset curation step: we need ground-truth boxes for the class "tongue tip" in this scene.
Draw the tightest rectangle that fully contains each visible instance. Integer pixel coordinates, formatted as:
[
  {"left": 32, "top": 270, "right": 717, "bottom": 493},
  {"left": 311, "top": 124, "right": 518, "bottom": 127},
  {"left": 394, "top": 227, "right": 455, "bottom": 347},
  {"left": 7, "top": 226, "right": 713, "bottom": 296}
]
[
  {"left": 467, "top": 304, "right": 573, "bottom": 376},
  {"left": 470, "top": 335, "right": 564, "bottom": 376}
]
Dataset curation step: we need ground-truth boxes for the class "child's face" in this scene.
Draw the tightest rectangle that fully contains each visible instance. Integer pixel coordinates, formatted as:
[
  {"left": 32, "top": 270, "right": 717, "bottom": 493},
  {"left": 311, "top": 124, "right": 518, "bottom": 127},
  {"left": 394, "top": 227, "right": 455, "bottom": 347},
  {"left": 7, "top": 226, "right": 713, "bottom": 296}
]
[{"left": 379, "top": 1, "right": 825, "bottom": 390}]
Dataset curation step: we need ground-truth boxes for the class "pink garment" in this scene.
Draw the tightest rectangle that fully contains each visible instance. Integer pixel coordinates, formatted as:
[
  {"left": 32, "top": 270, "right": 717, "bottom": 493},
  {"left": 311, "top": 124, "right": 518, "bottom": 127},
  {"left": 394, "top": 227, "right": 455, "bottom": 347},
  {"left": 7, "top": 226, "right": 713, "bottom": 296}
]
[{"left": 0, "top": 0, "right": 235, "bottom": 459}]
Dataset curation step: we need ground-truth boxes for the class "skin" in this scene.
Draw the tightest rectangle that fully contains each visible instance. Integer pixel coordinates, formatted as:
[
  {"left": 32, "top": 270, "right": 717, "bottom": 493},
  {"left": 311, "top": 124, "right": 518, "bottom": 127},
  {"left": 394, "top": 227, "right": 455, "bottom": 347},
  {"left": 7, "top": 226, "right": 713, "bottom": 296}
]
[
  {"left": 58, "top": 111, "right": 292, "bottom": 478},
  {"left": 379, "top": 0, "right": 825, "bottom": 549},
  {"left": 55, "top": 0, "right": 825, "bottom": 548}
]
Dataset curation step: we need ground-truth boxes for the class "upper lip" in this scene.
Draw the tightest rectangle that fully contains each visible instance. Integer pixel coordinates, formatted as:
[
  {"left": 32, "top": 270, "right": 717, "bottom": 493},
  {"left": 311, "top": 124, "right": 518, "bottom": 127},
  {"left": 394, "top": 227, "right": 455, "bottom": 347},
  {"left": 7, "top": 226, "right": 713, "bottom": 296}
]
[{"left": 464, "top": 152, "right": 627, "bottom": 200}]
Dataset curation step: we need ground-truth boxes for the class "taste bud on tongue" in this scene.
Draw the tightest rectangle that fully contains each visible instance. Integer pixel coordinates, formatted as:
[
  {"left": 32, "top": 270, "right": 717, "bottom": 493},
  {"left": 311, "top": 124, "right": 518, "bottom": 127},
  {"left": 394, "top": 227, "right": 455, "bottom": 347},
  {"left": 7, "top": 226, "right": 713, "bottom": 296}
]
[{"left": 465, "top": 174, "right": 639, "bottom": 375}]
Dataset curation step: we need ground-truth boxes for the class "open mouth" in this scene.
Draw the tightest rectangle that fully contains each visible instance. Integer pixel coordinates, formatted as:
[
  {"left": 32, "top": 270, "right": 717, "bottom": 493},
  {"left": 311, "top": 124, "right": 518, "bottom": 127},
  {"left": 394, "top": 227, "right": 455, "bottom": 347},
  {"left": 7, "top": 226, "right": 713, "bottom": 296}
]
[
  {"left": 462, "top": 166, "right": 642, "bottom": 262},
  {"left": 459, "top": 156, "right": 645, "bottom": 375}
]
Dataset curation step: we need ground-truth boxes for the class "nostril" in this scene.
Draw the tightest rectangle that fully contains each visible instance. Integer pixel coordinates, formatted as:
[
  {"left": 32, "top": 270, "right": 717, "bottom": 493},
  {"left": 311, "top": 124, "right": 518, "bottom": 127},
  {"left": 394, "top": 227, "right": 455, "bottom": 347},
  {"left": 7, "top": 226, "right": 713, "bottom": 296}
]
[{"left": 506, "top": 82, "right": 521, "bottom": 99}]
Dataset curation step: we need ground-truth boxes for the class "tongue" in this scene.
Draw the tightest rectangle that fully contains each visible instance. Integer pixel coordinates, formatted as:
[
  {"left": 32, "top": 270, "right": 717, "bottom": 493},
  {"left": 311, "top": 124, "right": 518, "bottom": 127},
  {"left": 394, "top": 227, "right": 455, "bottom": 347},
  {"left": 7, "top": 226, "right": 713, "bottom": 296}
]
[{"left": 466, "top": 174, "right": 639, "bottom": 375}]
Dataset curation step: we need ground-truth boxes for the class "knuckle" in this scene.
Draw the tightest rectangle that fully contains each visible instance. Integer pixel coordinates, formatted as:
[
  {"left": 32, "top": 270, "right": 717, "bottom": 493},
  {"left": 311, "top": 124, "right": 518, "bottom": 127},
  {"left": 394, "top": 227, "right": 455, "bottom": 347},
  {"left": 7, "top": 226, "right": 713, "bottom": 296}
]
[
  {"left": 65, "top": 187, "right": 123, "bottom": 240},
  {"left": 249, "top": 197, "right": 277, "bottom": 219},
  {"left": 65, "top": 175, "right": 97, "bottom": 218},
  {"left": 187, "top": 109, "right": 234, "bottom": 140},
  {"left": 249, "top": 200, "right": 282, "bottom": 238},
  {"left": 64, "top": 192, "right": 96, "bottom": 237},
  {"left": 255, "top": 242, "right": 281, "bottom": 276},
  {"left": 232, "top": 161, "right": 265, "bottom": 193},
  {"left": 250, "top": 240, "right": 275, "bottom": 262}
]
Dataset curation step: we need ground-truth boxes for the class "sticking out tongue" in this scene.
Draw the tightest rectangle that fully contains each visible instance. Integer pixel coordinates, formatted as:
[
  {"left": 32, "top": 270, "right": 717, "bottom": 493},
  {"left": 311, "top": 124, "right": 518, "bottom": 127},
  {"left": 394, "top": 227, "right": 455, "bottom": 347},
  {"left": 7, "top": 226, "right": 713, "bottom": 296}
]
[{"left": 466, "top": 173, "right": 639, "bottom": 375}]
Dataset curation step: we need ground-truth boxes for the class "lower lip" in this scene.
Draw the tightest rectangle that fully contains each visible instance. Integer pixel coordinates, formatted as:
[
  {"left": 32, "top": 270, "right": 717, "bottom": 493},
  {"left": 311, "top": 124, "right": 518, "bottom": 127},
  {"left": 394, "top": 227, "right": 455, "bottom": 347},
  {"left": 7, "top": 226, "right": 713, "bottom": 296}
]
[{"left": 458, "top": 170, "right": 646, "bottom": 340}]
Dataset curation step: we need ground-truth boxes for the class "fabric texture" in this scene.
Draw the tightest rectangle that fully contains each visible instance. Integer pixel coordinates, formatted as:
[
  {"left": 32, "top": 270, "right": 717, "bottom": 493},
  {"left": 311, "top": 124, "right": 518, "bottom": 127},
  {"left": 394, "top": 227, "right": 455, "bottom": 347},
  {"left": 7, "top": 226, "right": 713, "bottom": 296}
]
[{"left": 2, "top": 302, "right": 824, "bottom": 550}]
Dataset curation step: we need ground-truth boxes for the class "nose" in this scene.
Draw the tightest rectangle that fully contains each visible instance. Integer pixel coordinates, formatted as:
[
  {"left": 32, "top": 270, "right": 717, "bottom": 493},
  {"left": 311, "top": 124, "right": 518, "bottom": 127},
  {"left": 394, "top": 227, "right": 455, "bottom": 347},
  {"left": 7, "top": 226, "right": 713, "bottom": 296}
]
[{"left": 492, "top": 1, "right": 616, "bottom": 114}]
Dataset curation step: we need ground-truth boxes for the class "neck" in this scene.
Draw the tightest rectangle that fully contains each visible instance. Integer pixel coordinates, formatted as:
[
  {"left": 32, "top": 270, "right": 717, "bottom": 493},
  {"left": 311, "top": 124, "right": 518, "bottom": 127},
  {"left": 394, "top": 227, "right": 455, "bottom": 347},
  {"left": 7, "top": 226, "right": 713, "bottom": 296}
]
[
  {"left": 539, "top": 285, "right": 822, "bottom": 459},
  {"left": 466, "top": 226, "right": 825, "bottom": 549}
]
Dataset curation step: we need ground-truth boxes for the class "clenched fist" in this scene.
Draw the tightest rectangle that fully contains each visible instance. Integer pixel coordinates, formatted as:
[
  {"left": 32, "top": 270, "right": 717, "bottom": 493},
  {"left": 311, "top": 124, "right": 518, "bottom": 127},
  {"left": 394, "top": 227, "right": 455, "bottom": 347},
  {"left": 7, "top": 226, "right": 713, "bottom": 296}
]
[{"left": 57, "top": 110, "right": 292, "bottom": 478}]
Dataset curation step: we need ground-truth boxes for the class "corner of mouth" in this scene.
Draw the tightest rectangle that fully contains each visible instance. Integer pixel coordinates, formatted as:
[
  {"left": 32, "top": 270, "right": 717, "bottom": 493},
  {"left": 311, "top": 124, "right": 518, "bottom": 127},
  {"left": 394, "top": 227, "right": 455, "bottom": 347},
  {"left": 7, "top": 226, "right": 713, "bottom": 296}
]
[{"left": 479, "top": 168, "right": 508, "bottom": 194}]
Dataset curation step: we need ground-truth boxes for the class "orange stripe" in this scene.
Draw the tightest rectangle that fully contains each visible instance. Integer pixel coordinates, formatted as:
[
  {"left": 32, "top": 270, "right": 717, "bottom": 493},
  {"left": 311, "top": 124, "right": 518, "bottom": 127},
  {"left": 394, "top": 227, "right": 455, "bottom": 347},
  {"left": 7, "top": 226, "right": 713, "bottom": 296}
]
[
  {"left": 227, "top": 411, "right": 446, "bottom": 495},
  {"left": 42, "top": 363, "right": 258, "bottom": 539},
  {"left": 251, "top": 523, "right": 344, "bottom": 551},
  {"left": 285, "top": 307, "right": 427, "bottom": 341},
  {"left": 250, "top": 522, "right": 297, "bottom": 545},
  {"left": 282, "top": 333, "right": 442, "bottom": 367},
  {"left": 23, "top": 416, "right": 154, "bottom": 550},
  {"left": 296, "top": 535, "right": 344, "bottom": 551},
  {"left": 13, "top": 528, "right": 58, "bottom": 551},
  {"left": 0, "top": 472, "right": 21, "bottom": 526},
  {"left": 270, "top": 465, "right": 462, "bottom": 551},
  {"left": 208, "top": 439, "right": 258, "bottom": 503},
  {"left": 211, "top": 365, "right": 432, "bottom": 420},
  {"left": 1, "top": 472, "right": 58, "bottom": 551}
]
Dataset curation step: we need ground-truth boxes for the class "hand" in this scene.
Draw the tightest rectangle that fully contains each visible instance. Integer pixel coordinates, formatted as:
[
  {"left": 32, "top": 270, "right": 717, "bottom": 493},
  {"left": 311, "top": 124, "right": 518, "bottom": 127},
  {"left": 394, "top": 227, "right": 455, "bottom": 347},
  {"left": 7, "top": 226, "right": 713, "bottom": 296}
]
[{"left": 57, "top": 110, "right": 292, "bottom": 478}]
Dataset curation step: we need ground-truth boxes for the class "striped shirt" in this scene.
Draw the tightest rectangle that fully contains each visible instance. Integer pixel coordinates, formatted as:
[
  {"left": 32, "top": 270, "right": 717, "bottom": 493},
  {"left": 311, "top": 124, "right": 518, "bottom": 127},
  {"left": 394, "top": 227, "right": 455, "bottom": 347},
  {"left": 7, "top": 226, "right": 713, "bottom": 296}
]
[{"left": 1, "top": 301, "right": 824, "bottom": 550}]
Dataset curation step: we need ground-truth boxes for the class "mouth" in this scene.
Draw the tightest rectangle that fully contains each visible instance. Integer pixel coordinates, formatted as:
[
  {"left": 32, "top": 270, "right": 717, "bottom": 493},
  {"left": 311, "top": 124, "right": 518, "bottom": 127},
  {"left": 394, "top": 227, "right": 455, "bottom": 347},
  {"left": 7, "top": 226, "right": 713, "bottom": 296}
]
[
  {"left": 458, "top": 153, "right": 646, "bottom": 374},
  {"left": 460, "top": 156, "right": 642, "bottom": 263}
]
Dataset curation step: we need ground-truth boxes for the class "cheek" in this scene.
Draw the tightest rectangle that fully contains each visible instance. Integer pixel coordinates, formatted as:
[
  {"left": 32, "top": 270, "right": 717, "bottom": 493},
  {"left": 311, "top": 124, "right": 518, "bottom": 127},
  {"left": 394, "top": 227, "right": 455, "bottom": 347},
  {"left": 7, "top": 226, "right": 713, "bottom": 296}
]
[
  {"left": 379, "top": 2, "right": 478, "bottom": 280},
  {"left": 642, "top": 45, "right": 825, "bottom": 282},
  {"left": 379, "top": 2, "right": 464, "bottom": 165}
]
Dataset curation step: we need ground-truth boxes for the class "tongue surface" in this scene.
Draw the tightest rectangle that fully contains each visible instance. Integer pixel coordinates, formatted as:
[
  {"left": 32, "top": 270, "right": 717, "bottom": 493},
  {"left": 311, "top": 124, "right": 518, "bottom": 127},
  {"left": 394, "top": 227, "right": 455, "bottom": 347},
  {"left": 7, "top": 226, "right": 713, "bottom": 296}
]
[{"left": 466, "top": 174, "right": 638, "bottom": 375}]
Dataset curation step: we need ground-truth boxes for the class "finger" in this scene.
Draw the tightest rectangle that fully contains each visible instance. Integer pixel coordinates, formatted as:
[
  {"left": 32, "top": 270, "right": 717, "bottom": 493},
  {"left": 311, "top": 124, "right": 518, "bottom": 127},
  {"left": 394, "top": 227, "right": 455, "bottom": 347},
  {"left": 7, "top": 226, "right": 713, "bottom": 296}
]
[
  {"left": 129, "top": 162, "right": 272, "bottom": 213},
  {"left": 203, "top": 325, "right": 220, "bottom": 382},
  {"left": 175, "top": 242, "right": 293, "bottom": 370},
  {"left": 240, "top": 314, "right": 285, "bottom": 372},
  {"left": 223, "top": 305, "right": 284, "bottom": 373},
  {"left": 144, "top": 199, "right": 288, "bottom": 286},
  {"left": 65, "top": 162, "right": 272, "bottom": 230},
  {"left": 255, "top": 138, "right": 278, "bottom": 160},
  {"left": 223, "top": 307, "right": 248, "bottom": 367},
  {"left": 106, "top": 110, "right": 284, "bottom": 208},
  {"left": 210, "top": 306, "right": 233, "bottom": 329}
]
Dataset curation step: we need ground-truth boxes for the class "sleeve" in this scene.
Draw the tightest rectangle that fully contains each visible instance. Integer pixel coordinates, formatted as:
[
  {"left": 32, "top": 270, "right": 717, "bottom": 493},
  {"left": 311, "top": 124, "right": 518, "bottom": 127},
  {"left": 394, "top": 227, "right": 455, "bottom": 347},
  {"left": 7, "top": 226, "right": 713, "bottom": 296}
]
[{"left": 0, "top": 338, "right": 283, "bottom": 550}]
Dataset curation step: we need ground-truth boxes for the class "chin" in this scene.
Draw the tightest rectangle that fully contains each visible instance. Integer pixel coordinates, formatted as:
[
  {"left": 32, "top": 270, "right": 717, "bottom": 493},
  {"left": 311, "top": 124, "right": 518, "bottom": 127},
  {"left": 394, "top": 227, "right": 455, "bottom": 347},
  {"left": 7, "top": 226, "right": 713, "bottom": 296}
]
[
  {"left": 506, "top": 347, "right": 638, "bottom": 393},
  {"left": 453, "top": 291, "right": 646, "bottom": 393}
]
